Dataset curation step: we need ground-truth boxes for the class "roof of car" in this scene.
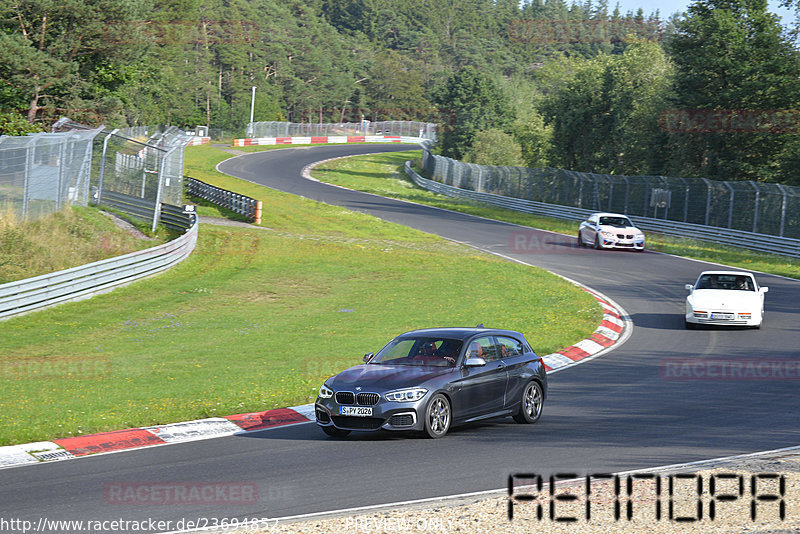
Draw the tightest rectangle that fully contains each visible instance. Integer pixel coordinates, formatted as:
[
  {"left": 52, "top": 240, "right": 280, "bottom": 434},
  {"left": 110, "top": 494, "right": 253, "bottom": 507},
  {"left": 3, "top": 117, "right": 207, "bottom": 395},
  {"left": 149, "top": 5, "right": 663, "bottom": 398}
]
[
  {"left": 592, "top": 212, "right": 630, "bottom": 218},
  {"left": 398, "top": 327, "right": 523, "bottom": 340},
  {"left": 698, "top": 270, "right": 755, "bottom": 276}
]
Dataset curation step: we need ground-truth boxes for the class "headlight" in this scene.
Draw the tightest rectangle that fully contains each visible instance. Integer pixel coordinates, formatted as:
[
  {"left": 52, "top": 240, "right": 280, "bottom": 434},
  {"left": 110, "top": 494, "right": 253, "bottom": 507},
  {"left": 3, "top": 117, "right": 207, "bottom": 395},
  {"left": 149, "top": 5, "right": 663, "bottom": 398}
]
[
  {"left": 318, "top": 383, "right": 334, "bottom": 399},
  {"left": 601, "top": 231, "right": 615, "bottom": 238},
  {"left": 385, "top": 388, "right": 428, "bottom": 402},
  {"left": 635, "top": 233, "right": 645, "bottom": 241}
]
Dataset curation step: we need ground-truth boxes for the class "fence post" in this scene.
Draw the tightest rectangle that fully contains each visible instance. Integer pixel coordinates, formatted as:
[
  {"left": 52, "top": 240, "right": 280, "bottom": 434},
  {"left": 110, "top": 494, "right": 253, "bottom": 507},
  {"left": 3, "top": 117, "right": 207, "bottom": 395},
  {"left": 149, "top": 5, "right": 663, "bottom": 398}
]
[
  {"left": 749, "top": 181, "right": 760, "bottom": 234},
  {"left": 724, "top": 182, "right": 735, "bottom": 229},
  {"left": 678, "top": 177, "right": 689, "bottom": 222},
  {"left": 622, "top": 175, "right": 630, "bottom": 214},
  {"left": 152, "top": 146, "right": 177, "bottom": 232},
  {"left": 97, "top": 128, "right": 119, "bottom": 205},
  {"left": 777, "top": 183, "right": 788, "bottom": 237},
  {"left": 56, "top": 138, "right": 67, "bottom": 210},
  {"left": 701, "top": 178, "right": 712, "bottom": 226}
]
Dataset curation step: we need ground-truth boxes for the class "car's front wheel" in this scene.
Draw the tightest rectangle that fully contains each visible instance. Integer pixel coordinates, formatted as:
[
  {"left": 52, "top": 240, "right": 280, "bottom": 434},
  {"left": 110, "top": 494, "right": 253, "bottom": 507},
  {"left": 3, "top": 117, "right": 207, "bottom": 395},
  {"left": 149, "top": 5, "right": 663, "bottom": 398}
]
[
  {"left": 423, "top": 394, "right": 451, "bottom": 438},
  {"left": 577, "top": 232, "right": 584, "bottom": 247},
  {"left": 321, "top": 426, "right": 350, "bottom": 438},
  {"left": 684, "top": 319, "right": 696, "bottom": 330},
  {"left": 594, "top": 235, "right": 602, "bottom": 249},
  {"left": 513, "top": 381, "right": 544, "bottom": 424}
]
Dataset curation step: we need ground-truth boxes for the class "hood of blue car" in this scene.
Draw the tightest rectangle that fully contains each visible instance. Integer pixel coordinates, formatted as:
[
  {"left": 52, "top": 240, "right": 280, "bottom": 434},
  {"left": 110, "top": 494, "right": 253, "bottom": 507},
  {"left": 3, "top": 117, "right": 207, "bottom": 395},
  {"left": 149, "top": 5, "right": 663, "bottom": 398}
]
[{"left": 328, "top": 363, "right": 453, "bottom": 392}]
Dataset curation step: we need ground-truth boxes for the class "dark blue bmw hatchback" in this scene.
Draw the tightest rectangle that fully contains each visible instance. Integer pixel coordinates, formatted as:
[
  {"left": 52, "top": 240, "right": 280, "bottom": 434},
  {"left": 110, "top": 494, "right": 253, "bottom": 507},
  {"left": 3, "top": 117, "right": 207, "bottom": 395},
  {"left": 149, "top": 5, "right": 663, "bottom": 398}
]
[{"left": 315, "top": 327, "right": 547, "bottom": 438}]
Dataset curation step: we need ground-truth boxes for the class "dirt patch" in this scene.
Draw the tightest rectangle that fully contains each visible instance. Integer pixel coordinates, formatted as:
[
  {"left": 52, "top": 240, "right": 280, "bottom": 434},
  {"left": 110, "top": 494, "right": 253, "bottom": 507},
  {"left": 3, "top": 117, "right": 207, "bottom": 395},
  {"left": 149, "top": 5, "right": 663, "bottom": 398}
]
[{"left": 100, "top": 211, "right": 155, "bottom": 240}]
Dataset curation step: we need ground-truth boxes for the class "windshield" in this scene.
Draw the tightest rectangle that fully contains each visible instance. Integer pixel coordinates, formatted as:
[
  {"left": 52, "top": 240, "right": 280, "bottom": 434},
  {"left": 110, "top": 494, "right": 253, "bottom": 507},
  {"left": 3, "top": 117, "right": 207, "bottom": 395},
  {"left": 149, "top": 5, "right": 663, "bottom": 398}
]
[
  {"left": 370, "top": 337, "right": 463, "bottom": 367},
  {"left": 696, "top": 274, "right": 754, "bottom": 291},
  {"left": 598, "top": 216, "right": 633, "bottom": 228}
]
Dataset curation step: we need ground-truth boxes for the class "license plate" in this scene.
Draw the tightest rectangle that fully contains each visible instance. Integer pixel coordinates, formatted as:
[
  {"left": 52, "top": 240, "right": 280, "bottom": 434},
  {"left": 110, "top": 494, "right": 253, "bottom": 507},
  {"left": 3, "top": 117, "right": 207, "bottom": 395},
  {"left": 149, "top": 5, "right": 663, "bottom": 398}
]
[
  {"left": 340, "top": 406, "right": 373, "bottom": 417},
  {"left": 711, "top": 313, "right": 734, "bottom": 320}
]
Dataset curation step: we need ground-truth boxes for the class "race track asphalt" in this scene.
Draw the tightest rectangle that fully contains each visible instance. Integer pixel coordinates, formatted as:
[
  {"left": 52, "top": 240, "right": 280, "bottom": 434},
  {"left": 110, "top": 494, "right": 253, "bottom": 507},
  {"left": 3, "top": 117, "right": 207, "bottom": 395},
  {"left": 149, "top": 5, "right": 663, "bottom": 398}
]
[{"left": 1, "top": 144, "right": 798, "bottom": 532}]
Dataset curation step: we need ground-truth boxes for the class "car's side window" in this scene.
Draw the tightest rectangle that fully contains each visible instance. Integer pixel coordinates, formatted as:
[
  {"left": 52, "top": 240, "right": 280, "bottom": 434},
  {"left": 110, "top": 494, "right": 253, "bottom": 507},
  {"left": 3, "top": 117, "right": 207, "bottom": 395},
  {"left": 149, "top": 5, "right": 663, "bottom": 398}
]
[
  {"left": 467, "top": 336, "right": 498, "bottom": 362},
  {"left": 496, "top": 336, "right": 523, "bottom": 359}
]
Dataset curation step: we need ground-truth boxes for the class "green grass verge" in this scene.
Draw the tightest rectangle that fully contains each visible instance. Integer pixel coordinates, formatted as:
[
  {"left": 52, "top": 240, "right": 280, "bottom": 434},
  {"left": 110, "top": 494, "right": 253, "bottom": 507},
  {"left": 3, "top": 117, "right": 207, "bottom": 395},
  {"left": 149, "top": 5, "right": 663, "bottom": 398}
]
[
  {"left": 310, "top": 150, "right": 800, "bottom": 280},
  {"left": 0, "top": 145, "right": 600, "bottom": 446}
]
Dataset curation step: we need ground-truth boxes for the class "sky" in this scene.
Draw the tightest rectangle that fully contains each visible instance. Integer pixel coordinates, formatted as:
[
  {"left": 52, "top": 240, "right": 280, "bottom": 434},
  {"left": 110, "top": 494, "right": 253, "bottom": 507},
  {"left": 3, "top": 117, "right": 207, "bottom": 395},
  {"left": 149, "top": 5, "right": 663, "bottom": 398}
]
[{"left": 611, "top": 0, "right": 797, "bottom": 25}]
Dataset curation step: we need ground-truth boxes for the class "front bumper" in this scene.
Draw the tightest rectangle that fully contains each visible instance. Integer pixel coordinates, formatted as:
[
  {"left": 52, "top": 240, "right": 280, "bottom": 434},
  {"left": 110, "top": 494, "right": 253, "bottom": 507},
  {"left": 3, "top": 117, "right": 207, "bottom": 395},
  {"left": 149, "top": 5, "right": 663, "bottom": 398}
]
[
  {"left": 599, "top": 237, "right": 645, "bottom": 250},
  {"left": 315, "top": 397, "right": 427, "bottom": 432},
  {"left": 685, "top": 310, "right": 760, "bottom": 327}
]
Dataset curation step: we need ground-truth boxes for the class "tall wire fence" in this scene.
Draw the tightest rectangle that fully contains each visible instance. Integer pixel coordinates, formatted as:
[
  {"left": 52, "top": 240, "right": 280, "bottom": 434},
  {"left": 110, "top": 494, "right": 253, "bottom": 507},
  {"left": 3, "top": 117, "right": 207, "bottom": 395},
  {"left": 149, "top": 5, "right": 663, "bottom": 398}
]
[
  {"left": 421, "top": 147, "right": 800, "bottom": 239},
  {"left": 246, "top": 120, "right": 437, "bottom": 140},
  {"left": 0, "top": 122, "right": 194, "bottom": 226},
  {"left": 0, "top": 129, "right": 102, "bottom": 220}
]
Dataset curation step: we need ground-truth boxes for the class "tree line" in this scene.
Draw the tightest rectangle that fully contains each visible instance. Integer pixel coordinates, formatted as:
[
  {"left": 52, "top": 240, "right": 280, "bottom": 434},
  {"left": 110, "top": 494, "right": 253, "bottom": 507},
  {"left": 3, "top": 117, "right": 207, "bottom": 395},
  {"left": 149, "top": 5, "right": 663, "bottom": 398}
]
[{"left": 2, "top": 0, "right": 800, "bottom": 185}]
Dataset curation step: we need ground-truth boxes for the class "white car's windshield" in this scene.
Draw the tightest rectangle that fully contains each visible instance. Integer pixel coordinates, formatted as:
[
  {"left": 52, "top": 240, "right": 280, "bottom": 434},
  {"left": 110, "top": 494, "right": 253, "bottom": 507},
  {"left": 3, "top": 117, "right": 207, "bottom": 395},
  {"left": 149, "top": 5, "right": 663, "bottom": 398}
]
[
  {"left": 696, "top": 274, "right": 754, "bottom": 291},
  {"left": 598, "top": 216, "right": 632, "bottom": 227},
  {"left": 371, "top": 337, "right": 462, "bottom": 367}
]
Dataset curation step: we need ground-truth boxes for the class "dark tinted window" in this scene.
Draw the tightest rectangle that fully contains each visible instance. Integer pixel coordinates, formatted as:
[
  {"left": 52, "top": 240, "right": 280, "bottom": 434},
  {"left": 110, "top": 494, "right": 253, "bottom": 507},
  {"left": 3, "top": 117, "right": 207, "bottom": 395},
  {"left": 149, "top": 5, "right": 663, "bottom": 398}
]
[{"left": 496, "top": 336, "right": 523, "bottom": 358}]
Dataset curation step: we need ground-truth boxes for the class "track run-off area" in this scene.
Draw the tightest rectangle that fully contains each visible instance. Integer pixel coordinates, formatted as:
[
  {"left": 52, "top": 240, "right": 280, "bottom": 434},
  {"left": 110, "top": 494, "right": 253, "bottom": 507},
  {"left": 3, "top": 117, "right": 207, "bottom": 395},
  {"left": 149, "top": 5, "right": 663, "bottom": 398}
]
[{"left": 1, "top": 144, "right": 799, "bottom": 533}]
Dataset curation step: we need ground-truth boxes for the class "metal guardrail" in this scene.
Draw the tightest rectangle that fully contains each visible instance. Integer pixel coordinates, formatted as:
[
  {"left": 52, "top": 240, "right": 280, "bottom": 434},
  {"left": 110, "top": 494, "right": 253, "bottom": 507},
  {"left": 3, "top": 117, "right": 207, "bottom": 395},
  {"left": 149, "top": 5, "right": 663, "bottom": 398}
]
[
  {"left": 99, "top": 191, "right": 194, "bottom": 233},
  {"left": 186, "top": 177, "right": 262, "bottom": 224},
  {"left": 405, "top": 162, "right": 800, "bottom": 259},
  {"left": 0, "top": 205, "right": 198, "bottom": 321}
]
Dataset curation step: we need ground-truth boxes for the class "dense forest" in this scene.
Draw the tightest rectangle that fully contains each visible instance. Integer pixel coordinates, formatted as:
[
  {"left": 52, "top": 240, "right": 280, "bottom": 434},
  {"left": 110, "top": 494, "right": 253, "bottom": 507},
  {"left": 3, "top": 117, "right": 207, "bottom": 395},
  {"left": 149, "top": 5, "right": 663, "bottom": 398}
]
[{"left": 3, "top": 0, "right": 800, "bottom": 184}]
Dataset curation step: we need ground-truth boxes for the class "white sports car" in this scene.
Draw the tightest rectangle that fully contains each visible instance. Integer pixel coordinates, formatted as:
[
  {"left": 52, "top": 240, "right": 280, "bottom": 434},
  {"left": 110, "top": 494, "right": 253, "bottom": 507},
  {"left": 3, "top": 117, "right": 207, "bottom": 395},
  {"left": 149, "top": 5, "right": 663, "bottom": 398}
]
[
  {"left": 684, "top": 271, "right": 769, "bottom": 329},
  {"left": 577, "top": 212, "right": 645, "bottom": 251}
]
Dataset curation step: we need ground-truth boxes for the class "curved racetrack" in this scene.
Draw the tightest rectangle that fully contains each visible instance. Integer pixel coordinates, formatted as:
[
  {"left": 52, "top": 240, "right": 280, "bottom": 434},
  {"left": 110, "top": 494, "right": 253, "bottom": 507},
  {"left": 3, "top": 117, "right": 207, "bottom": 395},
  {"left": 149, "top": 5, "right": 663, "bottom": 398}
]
[{"left": 1, "top": 144, "right": 799, "bottom": 532}]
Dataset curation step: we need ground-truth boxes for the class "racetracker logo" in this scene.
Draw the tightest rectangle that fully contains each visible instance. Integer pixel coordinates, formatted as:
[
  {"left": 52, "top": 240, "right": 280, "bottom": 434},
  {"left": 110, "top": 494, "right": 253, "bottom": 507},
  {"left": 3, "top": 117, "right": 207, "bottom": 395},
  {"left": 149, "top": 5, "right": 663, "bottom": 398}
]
[
  {"left": 509, "top": 230, "right": 589, "bottom": 255},
  {"left": 661, "top": 358, "right": 800, "bottom": 381},
  {"left": 508, "top": 19, "right": 662, "bottom": 44},
  {"left": 104, "top": 482, "right": 259, "bottom": 506},
  {"left": 660, "top": 109, "right": 800, "bottom": 134}
]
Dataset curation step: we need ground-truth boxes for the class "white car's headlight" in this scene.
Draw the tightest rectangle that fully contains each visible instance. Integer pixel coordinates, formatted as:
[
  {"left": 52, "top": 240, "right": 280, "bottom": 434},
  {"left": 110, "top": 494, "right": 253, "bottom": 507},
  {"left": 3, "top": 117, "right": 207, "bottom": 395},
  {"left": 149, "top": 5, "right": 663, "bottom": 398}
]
[
  {"left": 385, "top": 388, "right": 428, "bottom": 402},
  {"left": 601, "top": 231, "right": 615, "bottom": 238},
  {"left": 318, "top": 383, "right": 334, "bottom": 399},
  {"left": 634, "top": 232, "right": 645, "bottom": 241}
]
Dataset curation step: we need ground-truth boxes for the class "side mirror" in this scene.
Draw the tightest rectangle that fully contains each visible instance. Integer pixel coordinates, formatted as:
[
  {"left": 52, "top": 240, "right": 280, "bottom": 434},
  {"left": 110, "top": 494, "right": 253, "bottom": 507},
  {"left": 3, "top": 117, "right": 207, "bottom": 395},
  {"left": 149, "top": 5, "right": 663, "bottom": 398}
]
[
  {"left": 685, "top": 284, "right": 694, "bottom": 291},
  {"left": 363, "top": 352, "right": 374, "bottom": 363},
  {"left": 465, "top": 357, "right": 487, "bottom": 367},
  {"left": 761, "top": 287, "right": 769, "bottom": 293}
]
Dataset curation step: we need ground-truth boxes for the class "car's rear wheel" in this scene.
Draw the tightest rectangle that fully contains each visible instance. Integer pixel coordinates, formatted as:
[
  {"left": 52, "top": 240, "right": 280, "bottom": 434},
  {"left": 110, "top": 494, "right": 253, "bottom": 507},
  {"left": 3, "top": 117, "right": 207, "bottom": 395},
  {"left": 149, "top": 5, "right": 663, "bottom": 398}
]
[
  {"left": 513, "top": 381, "right": 544, "bottom": 424},
  {"left": 424, "top": 394, "right": 451, "bottom": 438},
  {"left": 577, "top": 232, "right": 584, "bottom": 247},
  {"left": 321, "top": 426, "right": 350, "bottom": 438}
]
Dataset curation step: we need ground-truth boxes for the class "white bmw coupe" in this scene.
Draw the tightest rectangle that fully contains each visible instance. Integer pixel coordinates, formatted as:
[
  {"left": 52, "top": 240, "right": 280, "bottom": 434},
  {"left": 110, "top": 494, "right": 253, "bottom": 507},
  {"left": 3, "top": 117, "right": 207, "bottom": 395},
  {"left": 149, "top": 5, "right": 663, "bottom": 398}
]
[
  {"left": 578, "top": 212, "right": 646, "bottom": 251},
  {"left": 685, "top": 271, "right": 768, "bottom": 329}
]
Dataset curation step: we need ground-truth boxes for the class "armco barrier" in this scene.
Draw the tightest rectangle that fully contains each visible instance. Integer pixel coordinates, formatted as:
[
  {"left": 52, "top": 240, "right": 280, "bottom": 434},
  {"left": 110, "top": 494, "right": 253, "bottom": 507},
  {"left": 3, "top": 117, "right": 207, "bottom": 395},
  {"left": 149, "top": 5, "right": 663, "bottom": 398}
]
[
  {"left": 186, "top": 177, "right": 262, "bottom": 224},
  {"left": 0, "top": 205, "right": 198, "bottom": 321},
  {"left": 100, "top": 191, "right": 195, "bottom": 233},
  {"left": 404, "top": 162, "right": 800, "bottom": 259}
]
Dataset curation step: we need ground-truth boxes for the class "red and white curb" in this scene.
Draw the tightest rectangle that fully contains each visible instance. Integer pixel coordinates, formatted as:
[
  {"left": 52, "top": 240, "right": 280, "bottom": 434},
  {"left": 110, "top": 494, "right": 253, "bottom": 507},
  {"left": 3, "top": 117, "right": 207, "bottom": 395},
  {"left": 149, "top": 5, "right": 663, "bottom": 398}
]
[
  {"left": 233, "top": 135, "right": 425, "bottom": 147},
  {"left": 0, "top": 406, "right": 317, "bottom": 469},
  {"left": 541, "top": 285, "right": 630, "bottom": 374}
]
